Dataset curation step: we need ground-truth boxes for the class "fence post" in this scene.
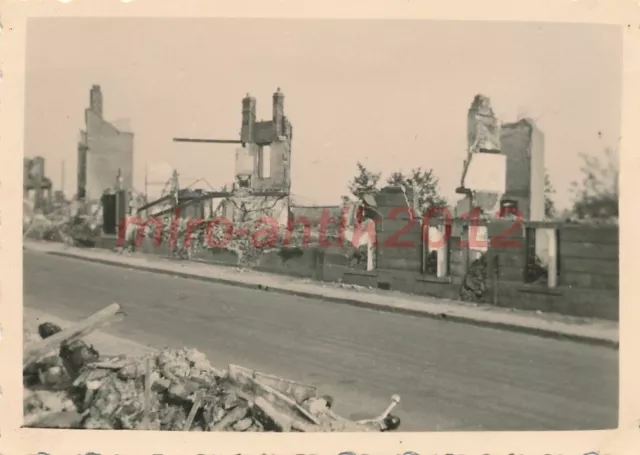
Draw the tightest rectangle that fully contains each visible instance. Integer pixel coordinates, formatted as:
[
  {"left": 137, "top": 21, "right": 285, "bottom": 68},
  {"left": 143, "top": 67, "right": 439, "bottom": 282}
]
[
  {"left": 367, "top": 240, "right": 375, "bottom": 271},
  {"left": 420, "top": 222, "right": 429, "bottom": 274},
  {"left": 547, "top": 228, "right": 558, "bottom": 288},
  {"left": 492, "top": 253, "right": 499, "bottom": 305},
  {"left": 437, "top": 227, "right": 449, "bottom": 278}
]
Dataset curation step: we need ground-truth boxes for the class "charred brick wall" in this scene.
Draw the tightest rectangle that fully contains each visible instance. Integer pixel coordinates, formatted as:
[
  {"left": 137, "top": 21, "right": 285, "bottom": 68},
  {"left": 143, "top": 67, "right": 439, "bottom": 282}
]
[
  {"left": 500, "top": 119, "right": 545, "bottom": 221},
  {"left": 96, "top": 214, "right": 618, "bottom": 320},
  {"left": 323, "top": 218, "right": 618, "bottom": 320},
  {"left": 84, "top": 108, "right": 134, "bottom": 200}
]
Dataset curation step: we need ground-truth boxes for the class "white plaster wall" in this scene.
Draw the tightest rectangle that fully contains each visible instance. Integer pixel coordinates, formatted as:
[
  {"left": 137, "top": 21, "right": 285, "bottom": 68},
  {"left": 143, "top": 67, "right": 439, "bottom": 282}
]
[
  {"left": 535, "top": 228, "right": 553, "bottom": 266},
  {"left": 466, "top": 153, "right": 507, "bottom": 193}
]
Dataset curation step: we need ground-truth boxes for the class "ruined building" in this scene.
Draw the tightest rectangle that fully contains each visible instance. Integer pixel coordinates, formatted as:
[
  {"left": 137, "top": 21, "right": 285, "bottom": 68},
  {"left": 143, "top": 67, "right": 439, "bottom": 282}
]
[
  {"left": 23, "top": 156, "right": 52, "bottom": 211},
  {"left": 500, "top": 119, "right": 545, "bottom": 221},
  {"left": 77, "top": 85, "right": 134, "bottom": 201},
  {"left": 235, "top": 87, "right": 292, "bottom": 192},
  {"left": 457, "top": 94, "right": 545, "bottom": 221},
  {"left": 222, "top": 88, "right": 293, "bottom": 225}
]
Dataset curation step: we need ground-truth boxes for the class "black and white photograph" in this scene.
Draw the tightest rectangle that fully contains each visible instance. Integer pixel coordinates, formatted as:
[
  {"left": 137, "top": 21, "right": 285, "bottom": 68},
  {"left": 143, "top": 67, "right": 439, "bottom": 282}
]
[{"left": 2, "top": 3, "right": 634, "bottom": 450}]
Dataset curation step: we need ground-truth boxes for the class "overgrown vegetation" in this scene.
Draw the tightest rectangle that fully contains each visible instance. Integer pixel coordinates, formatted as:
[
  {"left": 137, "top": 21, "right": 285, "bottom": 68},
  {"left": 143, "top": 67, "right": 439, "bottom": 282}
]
[
  {"left": 348, "top": 162, "right": 382, "bottom": 199},
  {"left": 347, "top": 162, "right": 447, "bottom": 215},
  {"left": 569, "top": 147, "right": 619, "bottom": 221},
  {"left": 544, "top": 171, "right": 556, "bottom": 219}
]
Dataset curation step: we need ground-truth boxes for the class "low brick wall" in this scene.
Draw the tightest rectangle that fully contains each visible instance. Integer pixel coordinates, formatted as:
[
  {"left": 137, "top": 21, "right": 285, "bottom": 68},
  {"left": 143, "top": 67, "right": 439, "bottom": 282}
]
[
  {"left": 255, "top": 246, "right": 324, "bottom": 279},
  {"left": 94, "top": 215, "right": 619, "bottom": 320},
  {"left": 322, "top": 218, "right": 619, "bottom": 320},
  {"left": 191, "top": 247, "right": 239, "bottom": 266}
]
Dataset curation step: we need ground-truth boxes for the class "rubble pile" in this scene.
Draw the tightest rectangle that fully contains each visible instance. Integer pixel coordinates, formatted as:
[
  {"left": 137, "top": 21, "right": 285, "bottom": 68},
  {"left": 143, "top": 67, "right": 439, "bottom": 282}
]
[
  {"left": 23, "top": 212, "right": 63, "bottom": 241},
  {"left": 137, "top": 217, "right": 338, "bottom": 267},
  {"left": 525, "top": 255, "right": 549, "bottom": 285},
  {"left": 460, "top": 252, "right": 488, "bottom": 302},
  {"left": 23, "top": 201, "right": 102, "bottom": 247},
  {"left": 342, "top": 243, "right": 374, "bottom": 271},
  {"left": 24, "top": 305, "right": 401, "bottom": 432}
]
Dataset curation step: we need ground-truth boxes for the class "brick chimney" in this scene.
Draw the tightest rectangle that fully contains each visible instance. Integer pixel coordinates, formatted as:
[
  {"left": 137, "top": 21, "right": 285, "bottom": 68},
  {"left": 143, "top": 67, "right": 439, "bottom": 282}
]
[
  {"left": 272, "top": 87, "right": 285, "bottom": 137},
  {"left": 241, "top": 93, "right": 256, "bottom": 143},
  {"left": 90, "top": 85, "right": 103, "bottom": 117}
]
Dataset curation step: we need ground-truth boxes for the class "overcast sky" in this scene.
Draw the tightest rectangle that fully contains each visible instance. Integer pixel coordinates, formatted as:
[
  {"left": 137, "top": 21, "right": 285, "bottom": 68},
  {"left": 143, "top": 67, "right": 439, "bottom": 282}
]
[{"left": 25, "top": 18, "right": 622, "bottom": 209}]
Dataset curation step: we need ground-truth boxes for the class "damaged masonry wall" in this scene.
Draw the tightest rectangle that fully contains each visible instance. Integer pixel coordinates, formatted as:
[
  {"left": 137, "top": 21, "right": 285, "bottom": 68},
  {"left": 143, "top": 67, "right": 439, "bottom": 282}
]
[
  {"left": 225, "top": 88, "right": 293, "bottom": 225},
  {"left": 460, "top": 94, "right": 545, "bottom": 223},
  {"left": 456, "top": 95, "right": 548, "bottom": 301},
  {"left": 467, "top": 94, "right": 501, "bottom": 154},
  {"left": 90, "top": 88, "right": 617, "bottom": 320},
  {"left": 78, "top": 85, "right": 134, "bottom": 202}
]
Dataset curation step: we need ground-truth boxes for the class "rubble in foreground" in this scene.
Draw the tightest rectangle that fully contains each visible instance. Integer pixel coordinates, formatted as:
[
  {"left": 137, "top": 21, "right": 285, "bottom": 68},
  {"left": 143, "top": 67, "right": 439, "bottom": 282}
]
[{"left": 23, "top": 304, "right": 402, "bottom": 432}]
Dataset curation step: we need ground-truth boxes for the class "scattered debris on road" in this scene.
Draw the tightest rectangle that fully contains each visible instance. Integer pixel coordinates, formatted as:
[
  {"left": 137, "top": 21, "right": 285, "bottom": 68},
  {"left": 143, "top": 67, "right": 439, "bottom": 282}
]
[{"left": 23, "top": 303, "right": 402, "bottom": 432}]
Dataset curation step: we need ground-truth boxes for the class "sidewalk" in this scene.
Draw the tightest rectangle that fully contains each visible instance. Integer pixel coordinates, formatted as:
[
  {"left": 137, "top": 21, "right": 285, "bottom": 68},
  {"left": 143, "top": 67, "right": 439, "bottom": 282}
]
[{"left": 23, "top": 240, "right": 619, "bottom": 348}]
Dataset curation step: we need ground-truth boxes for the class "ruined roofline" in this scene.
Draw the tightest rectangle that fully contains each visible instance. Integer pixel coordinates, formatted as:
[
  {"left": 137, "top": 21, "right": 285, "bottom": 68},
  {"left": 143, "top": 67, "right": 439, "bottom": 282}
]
[
  {"left": 24, "top": 177, "right": 53, "bottom": 190},
  {"left": 86, "top": 85, "right": 134, "bottom": 136},
  {"left": 111, "top": 118, "right": 134, "bottom": 134},
  {"left": 468, "top": 94, "right": 539, "bottom": 131},
  {"left": 472, "top": 112, "right": 499, "bottom": 119},
  {"left": 501, "top": 117, "right": 537, "bottom": 129},
  {"left": 500, "top": 118, "right": 544, "bottom": 144},
  {"left": 24, "top": 155, "right": 46, "bottom": 161},
  {"left": 84, "top": 108, "right": 135, "bottom": 137},
  {"left": 468, "top": 94, "right": 495, "bottom": 114}
]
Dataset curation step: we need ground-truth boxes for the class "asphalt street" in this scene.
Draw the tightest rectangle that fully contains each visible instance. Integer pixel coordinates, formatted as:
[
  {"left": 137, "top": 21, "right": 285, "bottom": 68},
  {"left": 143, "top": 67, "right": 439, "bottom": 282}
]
[{"left": 23, "top": 250, "right": 618, "bottom": 431}]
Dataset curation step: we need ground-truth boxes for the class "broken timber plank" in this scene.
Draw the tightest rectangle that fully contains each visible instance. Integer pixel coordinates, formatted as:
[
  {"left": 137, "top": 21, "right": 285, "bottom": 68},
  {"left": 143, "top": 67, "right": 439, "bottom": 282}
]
[
  {"left": 228, "top": 364, "right": 317, "bottom": 403},
  {"left": 184, "top": 390, "right": 205, "bottom": 430},
  {"left": 23, "top": 303, "right": 125, "bottom": 370},
  {"left": 210, "top": 404, "right": 248, "bottom": 431},
  {"left": 252, "top": 396, "right": 323, "bottom": 432},
  {"left": 230, "top": 367, "right": 321, "bottom": 425}
]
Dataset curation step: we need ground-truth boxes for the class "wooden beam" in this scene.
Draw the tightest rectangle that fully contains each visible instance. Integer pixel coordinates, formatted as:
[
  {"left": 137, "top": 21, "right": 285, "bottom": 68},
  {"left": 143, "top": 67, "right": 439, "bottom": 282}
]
[
  {"left": 181, "top": 191, "right": 233, "bottom": 200},
  {"left": 23, "top": 303, "right": 124, "bottom": 370},
  {"left": 181, "top": 190, "right": 288, "bottom": 200},
  {"left": 173, "top": 138, "right": 243, "bottom": 144},
  {"left": 137, "top": 194, "right": 171, "bottom": 212}
]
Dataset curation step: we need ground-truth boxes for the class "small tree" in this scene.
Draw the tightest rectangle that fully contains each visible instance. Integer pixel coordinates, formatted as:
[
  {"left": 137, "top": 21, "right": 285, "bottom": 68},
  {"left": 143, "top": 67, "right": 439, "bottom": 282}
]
[
  {"left": 386, "top": 167, "right": 447, "bottom": 215},
  {"left": 544, "top": 171, "right": 556, "bottom": 219},
  {"left": 570, "top": 148, "right": 619, "bottom": 220},
  {"left": 348, "top": 162, "right": 381, "bottom": 199}
]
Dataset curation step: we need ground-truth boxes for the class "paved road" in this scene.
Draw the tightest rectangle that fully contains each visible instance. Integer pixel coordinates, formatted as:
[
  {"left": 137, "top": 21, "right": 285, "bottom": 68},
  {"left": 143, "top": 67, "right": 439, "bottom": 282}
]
[{"left": 23, "top": 250, "right": 618, "bottom": 431}]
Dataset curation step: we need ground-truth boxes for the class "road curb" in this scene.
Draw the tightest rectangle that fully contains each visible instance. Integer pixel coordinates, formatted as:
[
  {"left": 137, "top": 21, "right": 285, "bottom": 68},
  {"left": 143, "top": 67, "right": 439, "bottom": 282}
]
[{"left": 44, "top": 250, "right": 619, "bottom": 350}]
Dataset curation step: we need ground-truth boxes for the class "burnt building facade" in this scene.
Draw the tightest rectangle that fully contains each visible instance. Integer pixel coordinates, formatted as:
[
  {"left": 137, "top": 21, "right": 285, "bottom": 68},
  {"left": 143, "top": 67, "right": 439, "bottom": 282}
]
[
  {"left": 77, "top": 85, "right": 134, "bottom": 201},
  {"left": 23, "top": 156, "right": 52, "bottom": 211},
  {"left": 500, "top": 118, "right": 545, "bottom": 221},
  {"left": 456, "top": 95, "right": 545, "bottom": 222},
  {"left": 224, "top": 88, "right": 293, "bottom": 225},
  {"left": 235, "top": 87, "right": 292, "bottom": 192}
]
